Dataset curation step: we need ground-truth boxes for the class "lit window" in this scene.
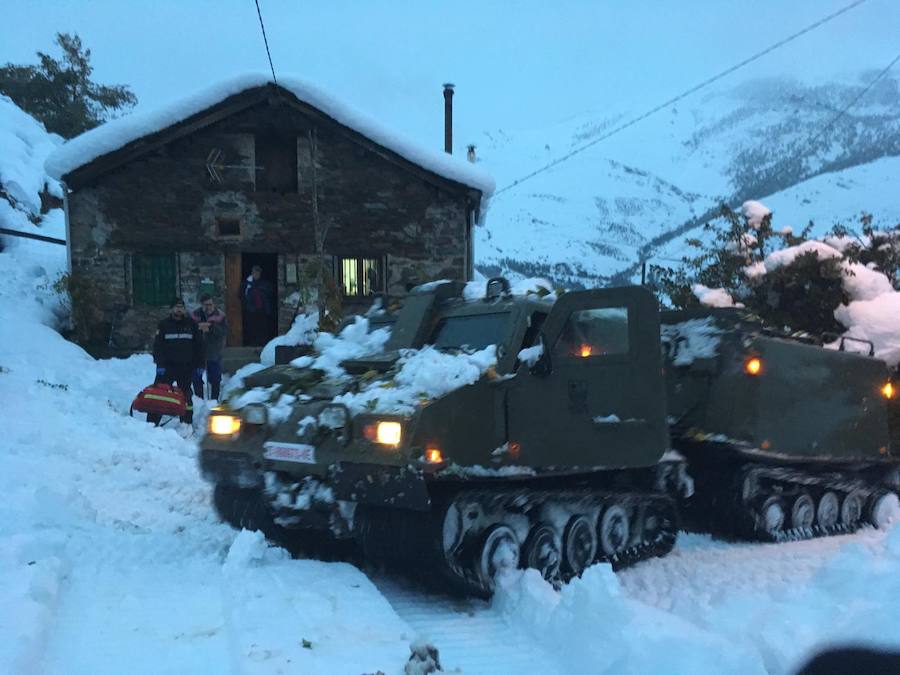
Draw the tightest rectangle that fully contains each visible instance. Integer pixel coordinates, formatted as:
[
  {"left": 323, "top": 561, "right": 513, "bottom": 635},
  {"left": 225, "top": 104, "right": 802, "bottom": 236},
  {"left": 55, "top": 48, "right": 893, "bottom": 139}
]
[{"left": 339, "top": 257, "right": 381, "bottom": 297}]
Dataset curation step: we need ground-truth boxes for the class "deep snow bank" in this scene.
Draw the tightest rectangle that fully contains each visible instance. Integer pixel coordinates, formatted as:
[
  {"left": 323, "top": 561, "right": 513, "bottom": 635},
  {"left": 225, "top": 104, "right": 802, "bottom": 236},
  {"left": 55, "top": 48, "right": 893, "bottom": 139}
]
[{"left": 1, "top": 99, "right": 413, "bottom": 675}]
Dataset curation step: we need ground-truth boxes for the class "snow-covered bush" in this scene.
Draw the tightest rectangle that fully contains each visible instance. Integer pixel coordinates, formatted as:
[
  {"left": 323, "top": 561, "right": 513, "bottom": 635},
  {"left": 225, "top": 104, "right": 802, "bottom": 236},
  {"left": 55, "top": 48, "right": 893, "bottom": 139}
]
[{"left": 652, "top": 202, "right": 900, "bottom": 350}]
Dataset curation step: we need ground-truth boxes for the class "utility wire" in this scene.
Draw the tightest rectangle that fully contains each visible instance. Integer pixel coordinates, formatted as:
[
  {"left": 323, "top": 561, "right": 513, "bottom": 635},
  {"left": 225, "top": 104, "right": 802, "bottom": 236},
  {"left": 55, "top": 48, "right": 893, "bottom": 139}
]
[
  {"left": 492, "top": 0, "right": 869, "bottom": 198},
  {"left": 805, "top": 50, "right": 900, "bottom": 151},
  {"left": 254, "top": 0, "right": 278, "bottom": 84},
  {"left": 639, "top": 55, "right": 900, "bottom": 275}
]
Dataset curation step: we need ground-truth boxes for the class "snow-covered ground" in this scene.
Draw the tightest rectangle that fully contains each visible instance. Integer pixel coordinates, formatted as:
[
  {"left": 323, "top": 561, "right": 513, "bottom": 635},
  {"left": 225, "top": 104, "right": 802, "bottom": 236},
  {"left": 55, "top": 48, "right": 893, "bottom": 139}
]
[
  {"left": 5, "top": 213, "right": 900, "bottom": 675},
  {"left": 5, "top": 72, "right": 900, "bottom": 674}
]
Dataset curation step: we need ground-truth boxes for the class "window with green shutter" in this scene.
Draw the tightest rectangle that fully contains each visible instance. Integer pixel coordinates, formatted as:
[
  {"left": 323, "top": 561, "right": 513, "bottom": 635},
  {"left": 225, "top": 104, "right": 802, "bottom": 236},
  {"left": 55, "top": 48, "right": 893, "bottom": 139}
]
[{"left": 132, "top": 254, "right": 176, "bottom": 306}]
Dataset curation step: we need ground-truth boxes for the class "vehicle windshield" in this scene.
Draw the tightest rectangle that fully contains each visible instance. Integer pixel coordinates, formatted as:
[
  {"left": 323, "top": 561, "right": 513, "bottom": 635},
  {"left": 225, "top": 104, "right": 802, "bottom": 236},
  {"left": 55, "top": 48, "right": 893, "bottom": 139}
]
[{"left": 429, "top": 312, "right": 510, "bottom": 351}]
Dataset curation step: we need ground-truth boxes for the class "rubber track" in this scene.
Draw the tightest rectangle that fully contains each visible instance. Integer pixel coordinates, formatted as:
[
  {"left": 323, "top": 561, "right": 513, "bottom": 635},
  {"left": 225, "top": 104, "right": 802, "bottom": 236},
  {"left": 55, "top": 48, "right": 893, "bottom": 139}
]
[
  {"left": 735, "top": 463, "right": 884, "bottom": 542},
  {"left": 361, "top": 487, "right": 679, "bottom": 597}
]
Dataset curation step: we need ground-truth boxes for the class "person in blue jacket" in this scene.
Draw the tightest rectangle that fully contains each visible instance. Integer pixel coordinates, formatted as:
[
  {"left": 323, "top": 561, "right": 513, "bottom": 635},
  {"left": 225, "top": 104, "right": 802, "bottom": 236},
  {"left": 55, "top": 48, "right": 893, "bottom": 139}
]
[{"left": 240, "top": 265, "right": 274, "bottom": 346}]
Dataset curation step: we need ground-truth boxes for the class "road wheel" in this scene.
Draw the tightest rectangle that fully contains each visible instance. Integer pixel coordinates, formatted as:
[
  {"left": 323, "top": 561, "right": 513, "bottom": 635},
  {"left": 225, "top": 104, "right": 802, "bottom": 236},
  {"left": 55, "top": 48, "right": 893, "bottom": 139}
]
[
  {"left": 868, "top": 491, "right": 899, "bottom": 528},
  {"left": 816, "top": 491, "right": 839, "bottom": 529},
  {"left": 790, "top": 493, "right": 815, "bottom": 530},
  {"left": 563, "top": 515, "right": 598, "bottom": 576},
  {"left": 840, "top": 490, "right": 865, "bottom": 527},
  {"left": 476, "top": 524, "right": 520, "bottom": 591},
  {"left": 758, "top": 496, "right": 785, "bottom": 536},
  {"left": 598, "top": 504, "right": 630, "bottom": 557},
  {"left": 522, "top": 523, "right": 561, "bottom": 581}
]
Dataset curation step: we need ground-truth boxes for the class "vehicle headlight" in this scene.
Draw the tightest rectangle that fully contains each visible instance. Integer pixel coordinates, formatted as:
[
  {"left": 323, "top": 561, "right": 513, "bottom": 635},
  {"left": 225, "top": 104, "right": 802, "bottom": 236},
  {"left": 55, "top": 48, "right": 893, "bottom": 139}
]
[
  {"left": 208, "top": 413, "right": 241, "bottom": 436},
  {"left": 363, "top": 420, "right": 403, "bottom": 446},
  {"left": 376, "top": 421, "right": 402, "bottom": 445},
  {"left": 241, "top": 403, "right": 268, "bottom": 425}
]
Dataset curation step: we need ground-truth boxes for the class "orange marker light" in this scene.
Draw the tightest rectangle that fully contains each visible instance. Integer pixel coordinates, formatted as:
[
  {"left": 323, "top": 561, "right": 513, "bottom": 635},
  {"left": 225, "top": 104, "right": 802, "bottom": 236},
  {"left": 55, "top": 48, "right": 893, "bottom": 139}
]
[
  {"left": 882, "top": 382, "right": 895, "bottom": 399},
  {"left": 744, "top": 357, "right": 762, "bottom": 376},
  {"left": 425, "top": 448, "right": 444, "bottom": 464},
  {"left": 580, "top": 344, "right": 593, "bottom": 358}
]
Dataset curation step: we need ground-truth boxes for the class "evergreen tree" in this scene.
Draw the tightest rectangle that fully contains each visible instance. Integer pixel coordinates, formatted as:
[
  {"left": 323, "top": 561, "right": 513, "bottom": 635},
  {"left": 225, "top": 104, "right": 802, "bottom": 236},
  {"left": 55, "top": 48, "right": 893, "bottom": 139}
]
[{"left": 0, "top": 32, "right": 136, "bottom": 138}]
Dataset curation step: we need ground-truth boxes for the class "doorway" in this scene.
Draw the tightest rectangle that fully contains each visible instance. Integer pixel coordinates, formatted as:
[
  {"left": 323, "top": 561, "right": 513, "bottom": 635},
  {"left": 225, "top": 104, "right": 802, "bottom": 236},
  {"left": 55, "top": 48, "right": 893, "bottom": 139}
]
[{"left": 224, "top": 252, "right": 278, "bottom": 347}]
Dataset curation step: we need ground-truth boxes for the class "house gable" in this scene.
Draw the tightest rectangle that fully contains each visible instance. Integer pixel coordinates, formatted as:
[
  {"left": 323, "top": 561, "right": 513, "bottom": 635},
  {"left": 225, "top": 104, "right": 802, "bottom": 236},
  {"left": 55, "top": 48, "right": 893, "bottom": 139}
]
[{"left": 47, "top": 75, "right": 493, "bottom": 207}]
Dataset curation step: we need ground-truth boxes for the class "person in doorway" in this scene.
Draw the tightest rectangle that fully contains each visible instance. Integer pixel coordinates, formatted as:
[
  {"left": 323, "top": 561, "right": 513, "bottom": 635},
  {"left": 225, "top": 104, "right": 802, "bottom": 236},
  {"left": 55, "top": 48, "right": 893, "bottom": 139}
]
[
  {"left": 150, "top": 298, "right": 202, "bottom": 427},
  {"left": 192, "top": 293, "right": 227, "bottom": 401},
  {"left": 240, "top": 264, "right": 274, "bottom": 346}
]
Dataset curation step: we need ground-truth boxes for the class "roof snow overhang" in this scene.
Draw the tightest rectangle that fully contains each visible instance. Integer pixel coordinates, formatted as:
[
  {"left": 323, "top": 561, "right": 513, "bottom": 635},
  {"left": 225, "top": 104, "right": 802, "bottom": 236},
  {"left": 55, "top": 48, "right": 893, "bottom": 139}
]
[{"left": 45, "top": 74, "right": 494, "bottom": 214}]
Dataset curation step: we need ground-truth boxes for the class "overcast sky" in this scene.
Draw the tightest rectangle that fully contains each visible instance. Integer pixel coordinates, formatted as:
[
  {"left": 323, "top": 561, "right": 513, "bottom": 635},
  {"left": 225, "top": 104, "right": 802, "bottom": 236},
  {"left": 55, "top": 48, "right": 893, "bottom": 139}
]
[{"left": 2, "top": 0, "right": 898, "bottom": 151}]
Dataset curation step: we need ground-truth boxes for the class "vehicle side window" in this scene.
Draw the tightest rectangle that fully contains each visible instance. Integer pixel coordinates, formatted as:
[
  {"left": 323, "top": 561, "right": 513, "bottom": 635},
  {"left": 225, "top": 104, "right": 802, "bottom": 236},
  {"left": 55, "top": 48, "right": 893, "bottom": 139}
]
[{"left": 554, "top": 307, "right": 629, "bottom": 358}]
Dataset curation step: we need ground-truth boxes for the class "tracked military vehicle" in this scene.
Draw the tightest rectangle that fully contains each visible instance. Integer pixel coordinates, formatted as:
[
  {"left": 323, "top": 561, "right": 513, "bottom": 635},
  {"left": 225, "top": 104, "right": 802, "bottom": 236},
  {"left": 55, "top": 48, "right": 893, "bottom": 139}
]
[
  {"left": 200, "top": 279, "right": 900, "bottom": 595},
  {"left": 661, "top": 309, "right": 900, "bottom": 542},
  {"left": 200, "top": 280, "right": 688, "bottom": 595}
]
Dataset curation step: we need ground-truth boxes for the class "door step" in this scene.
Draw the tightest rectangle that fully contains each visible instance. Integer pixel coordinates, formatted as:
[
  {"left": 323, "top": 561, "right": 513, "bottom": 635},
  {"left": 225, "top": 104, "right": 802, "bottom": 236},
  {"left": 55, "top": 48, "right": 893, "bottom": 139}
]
[{"left": 221, "top": 346, "right": 263, "bottom": 374}]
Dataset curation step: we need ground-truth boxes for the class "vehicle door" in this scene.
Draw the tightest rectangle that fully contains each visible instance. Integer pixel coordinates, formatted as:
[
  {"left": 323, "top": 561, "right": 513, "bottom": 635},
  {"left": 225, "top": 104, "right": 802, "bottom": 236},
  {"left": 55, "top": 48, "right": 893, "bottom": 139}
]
[{"left": 505, "top": 286, "right": 668, "bottom": 470}]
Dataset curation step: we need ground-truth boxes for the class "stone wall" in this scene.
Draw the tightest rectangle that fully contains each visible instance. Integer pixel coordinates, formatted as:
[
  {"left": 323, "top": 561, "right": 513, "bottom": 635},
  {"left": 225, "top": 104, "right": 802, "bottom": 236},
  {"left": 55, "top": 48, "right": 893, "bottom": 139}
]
[{"left": 65, "top": 96, "right": 474, "bottom": 350}]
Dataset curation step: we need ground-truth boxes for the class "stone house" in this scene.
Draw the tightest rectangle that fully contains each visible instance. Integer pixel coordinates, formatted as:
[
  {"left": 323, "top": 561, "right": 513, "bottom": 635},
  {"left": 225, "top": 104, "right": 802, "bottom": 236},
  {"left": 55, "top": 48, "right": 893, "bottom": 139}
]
[{"left": 46, "top": 75, "right": 493, "bottom": 352}]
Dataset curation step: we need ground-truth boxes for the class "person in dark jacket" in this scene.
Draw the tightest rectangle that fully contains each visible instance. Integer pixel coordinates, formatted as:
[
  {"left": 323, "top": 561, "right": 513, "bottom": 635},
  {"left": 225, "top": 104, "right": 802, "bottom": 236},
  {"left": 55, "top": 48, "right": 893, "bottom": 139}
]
[
  {"left": 150, "top": 298, "right": 202, "bottom": 425},
  {"left": 240, "top": 265, "right": 274, "bottom": 346},
  {"left": 192, "top": 294, "right": 227, "bottom": 400}
]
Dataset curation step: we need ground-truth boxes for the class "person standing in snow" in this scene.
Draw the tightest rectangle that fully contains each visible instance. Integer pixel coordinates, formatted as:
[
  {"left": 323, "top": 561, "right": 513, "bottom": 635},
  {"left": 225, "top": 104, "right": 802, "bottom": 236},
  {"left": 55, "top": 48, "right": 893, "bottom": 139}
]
[
  {"left": 150, "top": 298, "right": 202, "bottom": 426},
  {"left": 192, "top": 293, "right": 227, "bottom": 401},
  {"left": 240, "top": 264, "right": 274, "bottom": 346}
]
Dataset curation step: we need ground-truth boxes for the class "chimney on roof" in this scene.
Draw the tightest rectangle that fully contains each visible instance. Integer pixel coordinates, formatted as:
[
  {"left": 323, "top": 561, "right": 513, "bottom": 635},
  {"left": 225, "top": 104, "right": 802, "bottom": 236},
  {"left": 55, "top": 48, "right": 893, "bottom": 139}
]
[
  {"left": 466, "top": 144, "right": 476, "bottom": 163},
  {"left": 442, "top": 83, "right": 454, "bottom": 154}
]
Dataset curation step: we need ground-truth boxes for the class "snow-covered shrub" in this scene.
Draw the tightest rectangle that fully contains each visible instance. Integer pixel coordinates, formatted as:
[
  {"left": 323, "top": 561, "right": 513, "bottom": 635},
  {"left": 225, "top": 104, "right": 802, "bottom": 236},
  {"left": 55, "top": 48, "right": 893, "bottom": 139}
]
[{"left": 651, "top": 203, "right": 897, "bottom": 340}]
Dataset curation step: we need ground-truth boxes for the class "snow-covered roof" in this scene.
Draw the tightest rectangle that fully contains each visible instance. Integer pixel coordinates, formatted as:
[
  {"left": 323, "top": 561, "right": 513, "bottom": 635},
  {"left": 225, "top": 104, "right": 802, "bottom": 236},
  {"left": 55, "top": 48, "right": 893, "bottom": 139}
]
[{"left": 44, "top": 73, "right": 495, "bottom": 196}]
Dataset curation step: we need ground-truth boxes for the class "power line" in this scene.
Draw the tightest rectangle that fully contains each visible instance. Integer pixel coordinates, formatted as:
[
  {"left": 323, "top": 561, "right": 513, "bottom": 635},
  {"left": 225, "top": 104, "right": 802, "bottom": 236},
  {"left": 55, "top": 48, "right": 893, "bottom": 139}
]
[
  {"left": 805, "top": 50, "right": 900, "bottom": 151},
  {"left": 635, "top": 50, "right": 899, "bottom": 274},
  {"left": 492, "top": 0, "right": 869, "bottom": 199},
  {"left": 254, "top": 0, "right": 278, "bottom": 84}
]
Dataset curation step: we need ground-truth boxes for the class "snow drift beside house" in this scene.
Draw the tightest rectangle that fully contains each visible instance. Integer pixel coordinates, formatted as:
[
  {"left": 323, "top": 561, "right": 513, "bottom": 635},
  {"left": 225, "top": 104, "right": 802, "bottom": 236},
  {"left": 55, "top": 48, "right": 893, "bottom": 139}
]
[{"left": 0, "top": 94, "right": 62, "bottom": 213}]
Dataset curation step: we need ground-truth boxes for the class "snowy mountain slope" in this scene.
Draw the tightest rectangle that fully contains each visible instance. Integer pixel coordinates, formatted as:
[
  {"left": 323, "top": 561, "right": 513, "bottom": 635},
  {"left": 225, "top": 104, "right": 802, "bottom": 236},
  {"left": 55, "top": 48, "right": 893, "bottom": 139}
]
[
  {"left": 476, "top": 74, "right": 900, "bottom": 287},
  {"left": 654, "top": 154, "right": 900, "bottom": 263}
]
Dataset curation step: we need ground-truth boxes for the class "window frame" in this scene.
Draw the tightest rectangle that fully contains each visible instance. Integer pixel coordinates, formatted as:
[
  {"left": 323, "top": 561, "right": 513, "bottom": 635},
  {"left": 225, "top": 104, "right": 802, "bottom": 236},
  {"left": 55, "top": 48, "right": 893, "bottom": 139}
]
[
  {"left": 337, "top": 255, "right": 384, "bottom": 298},
  {"left": 214, "top": 217, "right": 241, "bottom": 239},
  {"left": 552, "top": 305, "right": 633, "bottom": 362},
  {"left": 131, "top": 252, "right": 177, "bottom": 307},
  {"left": 253, "top": 132, "right": 299, "bottom": 194}
]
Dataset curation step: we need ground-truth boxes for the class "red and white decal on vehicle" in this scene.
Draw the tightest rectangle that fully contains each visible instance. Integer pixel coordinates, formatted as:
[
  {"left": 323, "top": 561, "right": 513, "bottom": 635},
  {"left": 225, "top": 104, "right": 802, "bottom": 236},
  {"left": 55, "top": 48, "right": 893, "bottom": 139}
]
[{"left": 263, "top": 441, "right": 317, "bottom": 464}]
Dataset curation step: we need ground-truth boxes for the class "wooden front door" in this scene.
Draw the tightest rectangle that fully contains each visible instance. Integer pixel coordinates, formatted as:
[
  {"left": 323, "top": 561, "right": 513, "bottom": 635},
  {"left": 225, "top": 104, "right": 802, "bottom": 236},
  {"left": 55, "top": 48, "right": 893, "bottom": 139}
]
[{"left": 224, "top": 252, "right": 243, "bottom": 346}]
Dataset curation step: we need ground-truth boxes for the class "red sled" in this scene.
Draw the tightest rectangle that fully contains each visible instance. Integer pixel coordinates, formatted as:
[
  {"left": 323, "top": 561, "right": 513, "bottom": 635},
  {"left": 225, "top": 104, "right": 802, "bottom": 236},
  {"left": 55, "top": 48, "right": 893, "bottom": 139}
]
[{"left": 130, "top": 383, "right": 187, "bottom": 420}]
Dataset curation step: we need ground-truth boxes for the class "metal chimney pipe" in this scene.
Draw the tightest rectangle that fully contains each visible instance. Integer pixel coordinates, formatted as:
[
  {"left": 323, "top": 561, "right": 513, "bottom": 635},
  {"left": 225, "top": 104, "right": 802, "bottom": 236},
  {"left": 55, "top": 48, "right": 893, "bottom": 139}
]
[{"left": 442, "top": 83, "right": 454, "bottom": 154}]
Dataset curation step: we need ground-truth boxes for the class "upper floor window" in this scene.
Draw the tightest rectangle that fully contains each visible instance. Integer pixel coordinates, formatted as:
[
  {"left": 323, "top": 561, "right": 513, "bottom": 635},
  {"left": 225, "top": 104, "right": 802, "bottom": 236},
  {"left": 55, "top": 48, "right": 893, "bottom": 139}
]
[
  {"left": 215, "top": 217, "right": 241, "bottom": 237},
  {"left": 339, "top": 257, "right": 382, "bottom": 297},
  {"left": 255, "top": 133, "right": 298, "bottom": 193}
]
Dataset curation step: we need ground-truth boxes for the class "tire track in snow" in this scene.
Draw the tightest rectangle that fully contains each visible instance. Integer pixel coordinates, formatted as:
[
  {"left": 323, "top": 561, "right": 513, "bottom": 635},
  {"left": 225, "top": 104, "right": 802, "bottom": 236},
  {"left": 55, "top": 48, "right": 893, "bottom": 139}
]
[{"left": 374, "top": 575, "right": 564, "bottom": 675}]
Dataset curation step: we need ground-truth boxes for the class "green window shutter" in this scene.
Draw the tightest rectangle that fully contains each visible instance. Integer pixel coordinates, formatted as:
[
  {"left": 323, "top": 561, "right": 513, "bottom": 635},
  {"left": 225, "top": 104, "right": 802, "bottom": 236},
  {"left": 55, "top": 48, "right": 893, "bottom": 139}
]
[{"left": 132, "top": 254, "right": 175, "bottom": 305}]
